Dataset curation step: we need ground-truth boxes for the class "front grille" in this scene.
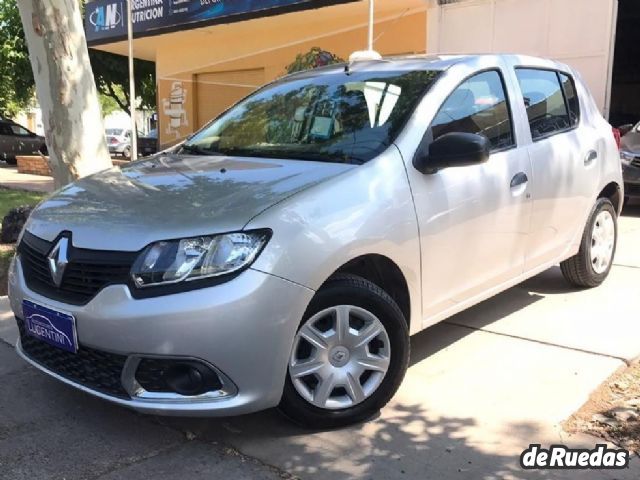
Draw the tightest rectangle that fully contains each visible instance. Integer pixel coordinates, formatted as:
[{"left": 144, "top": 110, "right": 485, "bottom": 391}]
[
  {"left": 18, "top": 231, "right": 136, "bottom": 305},
  {"left": 17, "top": 317, "right": 130, "bottom": 399}
]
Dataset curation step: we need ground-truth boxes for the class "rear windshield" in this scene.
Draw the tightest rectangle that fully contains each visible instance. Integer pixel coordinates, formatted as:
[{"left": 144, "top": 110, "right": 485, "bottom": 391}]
[
  {"left": 183, "top": 69, "right": 440, "bottom": 164},
  {"left": 105, "top": 129, "right": 124, "bottom": 136}
]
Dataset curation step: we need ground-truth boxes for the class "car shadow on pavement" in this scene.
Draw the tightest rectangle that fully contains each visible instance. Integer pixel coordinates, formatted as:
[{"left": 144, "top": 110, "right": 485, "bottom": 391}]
[{"left": 152, "top": 400, "right": 600, "bottom": 480}]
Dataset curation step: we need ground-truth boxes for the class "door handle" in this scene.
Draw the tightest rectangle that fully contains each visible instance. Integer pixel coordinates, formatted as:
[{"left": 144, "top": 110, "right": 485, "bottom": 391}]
[
  {"left": 510, "top": 172, "right": 528, "bottom": 188},
  {"left": 510, "top": 172, "right": 529, "bottom": 197},
  {"left": 584, "top": 150, "right": 597, "bottom": 166}
]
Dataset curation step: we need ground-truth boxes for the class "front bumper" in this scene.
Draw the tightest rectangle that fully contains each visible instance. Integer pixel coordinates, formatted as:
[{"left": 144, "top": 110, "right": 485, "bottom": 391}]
[{"left": 9, "top": 257, "right": 314, "bottom": 416}]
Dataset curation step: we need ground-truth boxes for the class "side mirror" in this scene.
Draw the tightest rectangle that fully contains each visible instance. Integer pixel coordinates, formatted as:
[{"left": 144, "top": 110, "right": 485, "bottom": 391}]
[
  {"left": 413, "top": 132, "right": 490, "bottom": 174},
  {"left": 618, "top": 124, "right": 634, "bottom": 136}
]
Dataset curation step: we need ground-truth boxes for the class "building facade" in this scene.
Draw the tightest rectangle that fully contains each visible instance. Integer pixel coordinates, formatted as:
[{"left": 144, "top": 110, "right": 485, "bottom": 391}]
[
  {"left": 85, "top": 0, "right": 638, "bottom": 147},
  {"left": 86, "top": 0, "right": 429, "bottom": 149},
  {"left": 426, "top": 0, "right": 638, "bottom": 126}
]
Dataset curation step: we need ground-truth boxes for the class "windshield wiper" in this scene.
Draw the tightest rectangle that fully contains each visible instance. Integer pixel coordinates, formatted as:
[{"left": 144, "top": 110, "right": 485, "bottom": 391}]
[
  {"left": 179, "top": 144, "right": 224, "bottom": 156},
  {"left": 216, "top": 147, "right": 366, "bottom": 164}
]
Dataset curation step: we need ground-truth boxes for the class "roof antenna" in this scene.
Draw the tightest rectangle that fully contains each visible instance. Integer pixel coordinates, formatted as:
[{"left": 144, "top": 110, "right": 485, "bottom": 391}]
[{"left": 347, "top": 0, "right": 382, "bottom": 70}]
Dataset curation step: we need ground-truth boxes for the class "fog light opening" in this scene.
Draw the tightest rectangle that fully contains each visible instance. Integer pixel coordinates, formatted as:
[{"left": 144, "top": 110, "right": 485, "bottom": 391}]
[{"left": 164, "top": 362, "right": 219, "bottom": 396}]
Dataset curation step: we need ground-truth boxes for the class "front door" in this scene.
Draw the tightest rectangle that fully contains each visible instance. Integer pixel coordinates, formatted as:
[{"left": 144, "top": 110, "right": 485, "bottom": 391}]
[
  {"left": 0, "top": 124, "right": 16, "bottom": 160},
  {"left": 406, "top": 69, "right": 533, "bottom": 324},
  {"left": 8, "top": 124, "right": 38, "bottom": 156}
]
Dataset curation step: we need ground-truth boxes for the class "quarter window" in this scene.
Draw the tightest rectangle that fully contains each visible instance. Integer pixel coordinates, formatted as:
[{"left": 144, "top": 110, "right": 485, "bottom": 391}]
[
  {"left": 515, "top": 68, "right": 574, "bottom": 140},
  {"left": 559, "top": 73, "right": 580, "bottom": 127},
  {"left": 431, "top": 70, "right": 514, "bottom": 151}
]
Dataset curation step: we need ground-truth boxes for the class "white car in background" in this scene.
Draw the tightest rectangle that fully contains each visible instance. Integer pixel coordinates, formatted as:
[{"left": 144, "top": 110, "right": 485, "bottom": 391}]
[{"left": 105, "top": 128, "right": 132, "bottom": 159}]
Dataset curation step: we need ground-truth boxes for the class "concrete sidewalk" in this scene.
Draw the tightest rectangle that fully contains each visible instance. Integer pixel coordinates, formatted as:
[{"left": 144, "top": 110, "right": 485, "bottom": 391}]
[
  {"left": 0, "top": 163, "right": 54, "bottom": 192},
  {"left": 0, "top": 206, "right": 639, "bottom": 479}
]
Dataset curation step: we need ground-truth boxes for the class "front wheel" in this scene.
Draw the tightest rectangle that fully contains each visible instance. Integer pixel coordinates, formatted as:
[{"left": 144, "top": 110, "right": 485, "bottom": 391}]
[
  {"left": 279, "top": 274, "right": 409, "bottom": 429},
  {"left": 560, "top": 197, "right": 617, "bottom": 288}
]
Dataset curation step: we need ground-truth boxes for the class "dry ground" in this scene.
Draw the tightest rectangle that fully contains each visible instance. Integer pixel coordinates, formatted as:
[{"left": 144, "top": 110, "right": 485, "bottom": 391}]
[{"left": 565, "top": 361, "right": 640, "bottom": 456}]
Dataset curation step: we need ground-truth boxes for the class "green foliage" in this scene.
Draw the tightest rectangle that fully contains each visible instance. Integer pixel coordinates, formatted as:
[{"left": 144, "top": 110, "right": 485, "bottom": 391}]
[
  {"left": 285, "top": 47, "right": 344, "bottom": 74},
  {"left": 0, "top": 1, "right": 156, "bottom": 118},
  {"left": 0, "top": 1, "right": 34, "bottom": 117},
  {"left": 99, "top": 92, "right": 121, "bottom": 117},
  {"left": 90, "top": 50, "right": 156, "bottom": 116},
  {"left": 0, "top": 187, "right": 46, "bottom": 220}
]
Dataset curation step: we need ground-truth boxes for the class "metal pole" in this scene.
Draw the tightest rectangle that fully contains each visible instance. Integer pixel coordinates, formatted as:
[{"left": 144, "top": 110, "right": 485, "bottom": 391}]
[
  {"left": 368, "top": 0, "right": 374, "bottom": 51},
  {"left": 127, "top": 0, "right": 138, "bottom": 161}
]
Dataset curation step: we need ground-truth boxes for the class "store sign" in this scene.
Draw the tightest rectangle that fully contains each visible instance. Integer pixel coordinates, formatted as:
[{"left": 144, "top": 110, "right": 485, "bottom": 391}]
[{"left": 85, "top": 0, "right": 354, "bottom": 44}]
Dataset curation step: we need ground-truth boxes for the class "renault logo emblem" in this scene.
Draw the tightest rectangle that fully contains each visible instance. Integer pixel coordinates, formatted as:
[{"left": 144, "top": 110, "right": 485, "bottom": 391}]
[{"left": 47, "top": 237, "right": 69, "bottom": 287}]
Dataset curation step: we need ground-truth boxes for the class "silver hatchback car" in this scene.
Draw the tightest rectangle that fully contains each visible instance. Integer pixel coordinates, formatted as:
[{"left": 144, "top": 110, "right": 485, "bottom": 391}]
[{"left": 8, "top": 54, "right": 623, "bottom": 428}]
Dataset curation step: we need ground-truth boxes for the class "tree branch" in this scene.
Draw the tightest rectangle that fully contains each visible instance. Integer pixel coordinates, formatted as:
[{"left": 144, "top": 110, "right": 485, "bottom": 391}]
[{"left": 103, "top": 81, "right": 129, "bottom": 116}]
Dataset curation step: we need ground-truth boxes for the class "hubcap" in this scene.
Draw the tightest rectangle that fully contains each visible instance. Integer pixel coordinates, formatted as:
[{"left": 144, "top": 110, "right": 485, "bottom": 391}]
[
  {"left": 590, "top": 210, "right": 615, "bottom": 274},
  {"left": 289, "top": 305, "right": 391, "bottom": 410}
]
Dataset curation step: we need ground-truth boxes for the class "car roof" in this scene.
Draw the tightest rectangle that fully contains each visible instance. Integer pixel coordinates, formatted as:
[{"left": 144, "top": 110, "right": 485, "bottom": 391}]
[{"left": 279, "top": 53, "right": 572, "bottom": 81}]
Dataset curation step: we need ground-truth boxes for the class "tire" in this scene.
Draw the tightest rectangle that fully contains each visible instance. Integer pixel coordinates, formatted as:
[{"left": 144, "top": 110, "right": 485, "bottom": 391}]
[
  {"left": 279, "top": 274, "right": 409, "bottom": 429},
  {"left": 560, "top": 197, "right": 617, "bottom": 288},
  {"left": 122, "top": 146, "right": 131, "bottom": 159},
  {"left": 5, "top": 156, "right": 17, "bottom": 165}
]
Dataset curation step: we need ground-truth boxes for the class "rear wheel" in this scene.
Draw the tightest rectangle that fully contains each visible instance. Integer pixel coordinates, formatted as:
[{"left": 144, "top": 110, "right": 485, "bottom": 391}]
[
  {"left": 279, "top": 274, "right": 409, "bottom": 429},
  {"left": 560, "top": 197, "right": 617, "bottom": 287},
  {"left": 122, "top": 146, "right": 131, "bottom": 160}
]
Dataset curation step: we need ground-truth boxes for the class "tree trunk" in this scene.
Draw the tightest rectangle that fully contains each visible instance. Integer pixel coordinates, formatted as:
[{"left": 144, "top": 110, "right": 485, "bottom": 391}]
[{"left": 17, "top": 0, "right": 112, "bottom": 189}]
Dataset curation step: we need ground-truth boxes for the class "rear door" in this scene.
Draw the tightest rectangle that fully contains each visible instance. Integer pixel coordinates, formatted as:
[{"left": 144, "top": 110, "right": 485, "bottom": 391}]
[{"left": 512, "top": 68, "right": 599, "bottom": 269}]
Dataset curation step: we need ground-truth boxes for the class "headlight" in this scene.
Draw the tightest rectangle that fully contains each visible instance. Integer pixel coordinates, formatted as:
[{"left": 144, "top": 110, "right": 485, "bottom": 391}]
[
  {"left": 131, "top": 230, "right": 270, "bottom": 288},
  {"left": 620, "top": 151, "right": 635, "bottom": 166}
]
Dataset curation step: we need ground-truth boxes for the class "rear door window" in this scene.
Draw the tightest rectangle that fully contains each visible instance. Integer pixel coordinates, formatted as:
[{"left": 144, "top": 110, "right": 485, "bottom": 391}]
[
  {"left": 430, "top": 70, "right": 515, "bottom": 152},
  {"left": 515, "top": 68, "right": 573, "bottom": 140}
]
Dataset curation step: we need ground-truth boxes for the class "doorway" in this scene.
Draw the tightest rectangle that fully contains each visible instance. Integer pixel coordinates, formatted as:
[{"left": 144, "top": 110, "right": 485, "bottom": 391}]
[{"left": 609, "top": 0, "right": 640, "bottom": 127}]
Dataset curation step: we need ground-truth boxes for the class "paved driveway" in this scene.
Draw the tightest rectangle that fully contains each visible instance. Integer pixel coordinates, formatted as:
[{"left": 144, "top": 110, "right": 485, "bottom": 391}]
[
  {"left": 1, "top": 206, "right": 639, "bottom": 479},
  {"left": 0, "top": 163, "right": 54, "bottom": 192}
]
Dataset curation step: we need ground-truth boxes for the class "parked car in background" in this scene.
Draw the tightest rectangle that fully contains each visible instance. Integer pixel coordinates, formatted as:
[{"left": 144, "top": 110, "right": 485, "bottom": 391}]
[
  {"left": 106, "top": 128, "right": 158, "bottom": 159},
  {"left": 105, "top": 128, "right": 132, "bottom": 159},
  {"left": 10, "top": 54, "right": 623, "bottom": 428},
  {"left": 619, "top": 121, "right": 640, "bottom": 202},
  {"left": 0, "top": 120, "right": 47, "bottom": 165},
  {"left": 138, "top": 128, "right": 158, "bottom": 157}
]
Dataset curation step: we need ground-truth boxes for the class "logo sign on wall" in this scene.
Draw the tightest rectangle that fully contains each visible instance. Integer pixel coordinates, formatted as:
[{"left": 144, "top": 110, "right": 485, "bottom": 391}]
[
  {"left": 84, "top": 0, "right": 357, "bottom": 44},
  {"left": 88, "top": 1, "right": 125, "bottom": 32}
]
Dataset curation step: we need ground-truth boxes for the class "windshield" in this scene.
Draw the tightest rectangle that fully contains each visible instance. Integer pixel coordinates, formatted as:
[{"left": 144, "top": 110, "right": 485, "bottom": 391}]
[{"left": 183, "top": 69, "right": 440, "bottom": 164}]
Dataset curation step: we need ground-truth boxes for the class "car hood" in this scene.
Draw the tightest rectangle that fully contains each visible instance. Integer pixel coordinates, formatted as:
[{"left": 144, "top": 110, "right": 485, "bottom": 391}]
[
  {"left": 26, "top": 154, "right": 354, "bottom": 251},
  {"left": 621, "top": 131, "right": 640, "bottom": 153}
]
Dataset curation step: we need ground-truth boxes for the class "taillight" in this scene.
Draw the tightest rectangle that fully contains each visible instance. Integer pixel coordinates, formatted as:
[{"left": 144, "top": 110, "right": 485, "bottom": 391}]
[
  {"left": 109, "top": 137, "right": 118, "bottom": 144},
  {"left": 612, "top": 127, "right": 621, "bottom": 150}
]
